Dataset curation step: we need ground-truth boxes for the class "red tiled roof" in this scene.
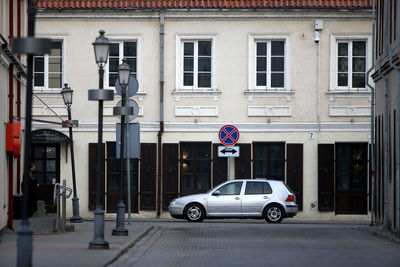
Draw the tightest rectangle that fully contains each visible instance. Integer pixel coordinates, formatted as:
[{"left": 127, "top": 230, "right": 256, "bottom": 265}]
[{"left": 36, "top": 1, "right": 373, "bottom": 10}]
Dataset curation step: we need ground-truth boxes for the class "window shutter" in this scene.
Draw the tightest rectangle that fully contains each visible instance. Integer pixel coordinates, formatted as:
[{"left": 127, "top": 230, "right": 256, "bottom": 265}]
[
  {"left": 140, "top": 143, "right": 156, "bottom": 210},
  {"left": 213, "top": 144, "right": 227, "bottom": 187},
  {"left": 287, "top": 144, "right": 303, "bottom": 211},
  {"left": 88, "top": 143, "right": 105, "bottom": 211},
  {"left": 162, "top": 144, "right": 179, "bottom": 210},
  {"left": 235, "top": 143, "right": 251, "bottom": 179},
  {"left": 318, "top": 144, "right": 335, "bottom": 211}
]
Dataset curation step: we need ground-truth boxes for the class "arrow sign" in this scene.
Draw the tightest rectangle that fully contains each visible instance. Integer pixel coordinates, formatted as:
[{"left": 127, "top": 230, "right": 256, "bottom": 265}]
[{"left": 218, "top": 146, "right": 240, "bottom": 157}]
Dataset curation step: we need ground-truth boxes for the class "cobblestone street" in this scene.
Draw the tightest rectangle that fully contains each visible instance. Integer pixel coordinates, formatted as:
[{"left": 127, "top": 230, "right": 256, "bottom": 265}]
[{"left": 109, "top": 221, "right": 400, "bottom": 267}]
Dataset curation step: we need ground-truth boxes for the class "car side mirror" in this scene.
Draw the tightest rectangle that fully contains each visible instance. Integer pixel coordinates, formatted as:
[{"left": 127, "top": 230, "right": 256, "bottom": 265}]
[{"left": 212, "top": 190, "right": 220, "bottom": 196}]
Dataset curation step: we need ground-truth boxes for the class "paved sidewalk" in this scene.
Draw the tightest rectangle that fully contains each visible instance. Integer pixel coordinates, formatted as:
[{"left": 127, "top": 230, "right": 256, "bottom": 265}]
[{"left": 0, "top": 220, "right": 153, "bottom": 267}]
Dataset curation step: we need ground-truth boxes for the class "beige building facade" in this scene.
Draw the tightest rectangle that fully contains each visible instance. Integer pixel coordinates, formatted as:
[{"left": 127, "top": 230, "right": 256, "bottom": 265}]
[{"left": 30, "top": 2, "right": 373, "bottom": 221}]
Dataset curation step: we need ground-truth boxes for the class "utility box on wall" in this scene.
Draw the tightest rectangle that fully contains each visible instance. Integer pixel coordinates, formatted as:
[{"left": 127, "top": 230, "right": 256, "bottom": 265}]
[{"left": 6, "top": 121, "right": 21, "bottom": 157}]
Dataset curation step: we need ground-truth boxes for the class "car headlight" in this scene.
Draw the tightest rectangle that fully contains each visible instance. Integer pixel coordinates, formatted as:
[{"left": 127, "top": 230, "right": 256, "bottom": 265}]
[{"left": 170, "top": 199, "right": 176, "bottom": 205}]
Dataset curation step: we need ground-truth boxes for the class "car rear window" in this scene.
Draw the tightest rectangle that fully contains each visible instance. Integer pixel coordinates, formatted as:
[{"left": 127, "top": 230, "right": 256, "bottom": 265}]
[{"left": 245, "top": 181, "right": 273, "bottom": 195}]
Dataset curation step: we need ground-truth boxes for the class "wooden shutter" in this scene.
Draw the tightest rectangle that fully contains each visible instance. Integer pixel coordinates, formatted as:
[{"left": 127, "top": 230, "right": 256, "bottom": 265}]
[
  {"left": 213, "top": 144, "right": 227, "bottom": 187},
  {"left": 287, "top": 144, "right": 303, "bottom": 211},
  {"left": 163, "top": 144, "right": 178, "bottom": 210},
  {"left": 88, "top": 143, "right": 105, "bottom": 211},
  {"left": 318, "top": 144, "right": 335, "bottom": 211},
  {"left": 140, "top": 143, "right": 156, "bottom": 210},
  {"left": 235, "top": 144, "right": 251, "bottom": 179}
]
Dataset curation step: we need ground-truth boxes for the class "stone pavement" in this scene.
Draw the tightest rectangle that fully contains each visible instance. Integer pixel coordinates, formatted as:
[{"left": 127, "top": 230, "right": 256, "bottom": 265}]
[{"left": 0, "top": 219, "right": 153, "bottom": 267}]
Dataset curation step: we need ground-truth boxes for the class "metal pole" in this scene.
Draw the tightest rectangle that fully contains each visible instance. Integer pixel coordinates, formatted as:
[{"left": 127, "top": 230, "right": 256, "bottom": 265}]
[
  {"left": 112, "top": 83, "right": 128, "bottom": 236},
  {"left": 61, "top": 180, "right": 66, "bottom": 233},
  {"left": 68, "top": 106, "right": 82, "bottom": 223},
  {"left": 89, "top": 66, "right": 109, "bottom": 249},
  {"left": 227, "top": 146, "right": 230, "bottom": 180},
  {"left": 16, "top": 1, "right": 35, "bottom": 265},
  {"left": 126, "top": 121, "right": 132, "bottom": 225}
]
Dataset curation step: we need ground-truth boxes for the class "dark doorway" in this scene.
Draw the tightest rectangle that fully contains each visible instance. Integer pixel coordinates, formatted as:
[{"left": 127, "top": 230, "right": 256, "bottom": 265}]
[
  {"left": 335, "top": 143, "right": 368, "bottom": 214},
  {"left": 253, "top": 142, "right": 285, "bottom": 180},
  {"left": 31, "top": 143, "right": 60, "bottom": 213}
]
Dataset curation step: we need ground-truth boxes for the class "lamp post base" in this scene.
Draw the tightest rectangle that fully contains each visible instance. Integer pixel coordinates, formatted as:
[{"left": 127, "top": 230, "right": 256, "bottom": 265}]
[
  {"left": 16, "top": 220, "right": 33, "bottom": 267},
  {"left": 89, "top": 206, "right": 109, "bottom": 249},
  {"left": 70, "top": 197, "right": 83, "bottom": 223},
  {"left": 112, "top": 201, "right": 128, "bottom": 236}
]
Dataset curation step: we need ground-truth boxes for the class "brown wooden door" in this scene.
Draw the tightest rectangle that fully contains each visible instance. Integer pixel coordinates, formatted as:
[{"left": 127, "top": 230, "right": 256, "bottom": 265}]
[
  {"left": 31, "top": 143, "right": 60, "bottom": 213},
  {"left": 140, "top": 143, "right": 156, "bottom": 210},
  {"left": 235, "top": 143, "right": 251, "bottom": 179},
  {"left": 163, "top": 144, "right": 178, "bottom": 210},
  {"left": 335, "top": 143, "right": 368, "bottom": 214},
  {"left": 88, "top": 143, "right": 105, "bottom": 210},
  {"left": 318, "top": 144, "right": 335, "bottom": 211},
  {"left": 213, "top": 144, "right": 227, "bottom": 187},
  {"left": 106, "top": 142, "right": 138, "bottom": 213},
  {"left": 287, "top": 144, "right": 303, "bottom": 211}
]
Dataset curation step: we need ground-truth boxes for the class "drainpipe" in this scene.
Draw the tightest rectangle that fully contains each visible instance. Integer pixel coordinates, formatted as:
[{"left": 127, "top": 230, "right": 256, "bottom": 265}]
[
  {"left": 16, "top": 0, "right": 21, "bottom": 194},
  {"left": 7, "top": 0, "right": 14, "bottom": 230},
  {"left": 157, "top": 10, "right": 165, "bottom": 217},
  {"left": 383, "top": 0, "right": 389, "bottom": 230},
  {"left": 388, "top": 0, "right": 400, "bottom": 234},
  {"left": 366, "top": 0, "right": 376, "bottom": 227}
]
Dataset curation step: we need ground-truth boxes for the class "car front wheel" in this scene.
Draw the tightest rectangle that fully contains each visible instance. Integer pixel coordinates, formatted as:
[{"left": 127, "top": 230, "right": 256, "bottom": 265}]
[
  {"left": 264, "top": 204, "right": 284, "bottom": 223},
  {"left": 184, "top": 203, "right": 205, "bottom": 222}
]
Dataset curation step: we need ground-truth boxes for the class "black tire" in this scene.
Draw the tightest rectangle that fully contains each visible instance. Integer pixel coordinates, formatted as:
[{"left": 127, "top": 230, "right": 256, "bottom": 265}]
[
  {"left": 184, "top": 203, "right": 205, "bottom": 222},
  {"left": 264, "top": 204, "right": 284, "bottom": 223}
]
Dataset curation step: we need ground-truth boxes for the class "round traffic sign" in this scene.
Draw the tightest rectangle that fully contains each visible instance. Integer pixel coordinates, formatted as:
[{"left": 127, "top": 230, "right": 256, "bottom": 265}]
[
  {"left": 219, "top": 125, "right": 239, "bottom": 146},
  {"left": 116, "top": 99, "right": 139, "bottom": 122},
  {"left": 115, "top": 75, "right": 139, "bottom": 97}
]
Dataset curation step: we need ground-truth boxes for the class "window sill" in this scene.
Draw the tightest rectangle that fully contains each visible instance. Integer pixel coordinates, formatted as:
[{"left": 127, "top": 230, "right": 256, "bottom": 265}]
[
  {"left": 172, "top": 89, "right": 221, "bottom": 101},
  {"left": 244, "top": 90, "right": 294, "bottom": 101},
  {"left": 326, "top": 90, "right": 372, "bottom": 95},
  {"left": 33, "top": 88, "right": 62, "bottom": 94}
]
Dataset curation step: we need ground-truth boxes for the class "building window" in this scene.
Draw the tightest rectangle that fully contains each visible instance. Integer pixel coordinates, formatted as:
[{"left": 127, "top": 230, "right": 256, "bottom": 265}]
[
  {"left": 180, "top": 142, "right": 211, "bottom": 194},
  {"left": 107, "top": 41, "right": 137, "bottom": 88},
  {"left": 337, "top": 40, "right": 367, "bottom": 89},
  {"left": 31, "top": 144, "right": 60, "bottom": 185},
  {"left": 248, "top": 35, "right": 290, "bottom": 92},
  {"left": 33, "top": 40, "right": 64, "bottom": 92},
  {"left": 253, "top": 143, "right": 285, "bottom": 180},
  {"left": 330, "top": 35, "right": 371, "bottom": 92},
  {"left": 176, "top": 35, "right": 217, "bottom": 91}
]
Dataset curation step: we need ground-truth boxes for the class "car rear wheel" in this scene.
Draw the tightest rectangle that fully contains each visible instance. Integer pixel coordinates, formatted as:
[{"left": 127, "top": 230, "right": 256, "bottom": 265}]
[
  {"left": 264, "top": 204, "right": 284, "bottom": 223},
  {"left": 184, "top": 203, "right": 205, "bottom": 222}
]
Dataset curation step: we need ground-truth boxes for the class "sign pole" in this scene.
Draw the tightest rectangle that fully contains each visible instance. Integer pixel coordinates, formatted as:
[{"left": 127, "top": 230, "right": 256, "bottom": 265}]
[
  {"left": 227, "top": 147, "right": 231, "bottom": 180},
  {"left": 126, "top": 124, "right": 131, "bottom": 225}
]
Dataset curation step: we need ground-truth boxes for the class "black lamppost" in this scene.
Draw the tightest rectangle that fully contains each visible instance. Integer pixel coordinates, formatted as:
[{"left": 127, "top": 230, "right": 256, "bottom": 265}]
[
  {"left": 12, "top": 1, "right": 52, "bottom": 265},
  {"left": 61, "top": 83, "right": 83, "bottom": 223},
  {"left": 112, "top": 59, "right": 131, "bottom": 236},
  {"left": 88, "top": 30, "right": 113, "bottom": 249}
]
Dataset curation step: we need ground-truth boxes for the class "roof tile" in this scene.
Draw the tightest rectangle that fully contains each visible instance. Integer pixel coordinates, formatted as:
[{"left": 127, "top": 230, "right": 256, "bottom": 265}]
[{"left": 36, "top": 0, "right": 373, "bottom": 9}]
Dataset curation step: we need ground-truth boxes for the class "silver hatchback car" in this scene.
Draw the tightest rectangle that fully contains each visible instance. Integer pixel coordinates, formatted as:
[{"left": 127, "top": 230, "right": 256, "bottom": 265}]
[{"left": 169, "top": 179, "right": 298, "bottom": 223}]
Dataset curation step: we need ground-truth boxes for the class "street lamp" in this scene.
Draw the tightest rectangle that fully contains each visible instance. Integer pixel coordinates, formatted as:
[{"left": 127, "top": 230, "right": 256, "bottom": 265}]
[
  {"left": 60, "top": 83, "right": 82, "bottom": 223},
  {"left": 112, "top": 59, "right": 131, "bottom": 236},
  {"left": 88, "top": 30, "right": 114, "bottom": 249}
]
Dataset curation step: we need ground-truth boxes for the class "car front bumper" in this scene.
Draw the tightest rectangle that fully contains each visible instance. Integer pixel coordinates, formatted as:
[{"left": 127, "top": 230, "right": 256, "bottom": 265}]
[{"left": 168, "top": 203, "right": 185, "bottom": 219}]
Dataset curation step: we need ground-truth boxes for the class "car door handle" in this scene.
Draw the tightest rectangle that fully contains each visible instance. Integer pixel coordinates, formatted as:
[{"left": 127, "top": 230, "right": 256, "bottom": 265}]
[
  {"left": 263, "top": 196, "right": 268, "bottom": 199},
  {"left": 234, "top": 197, "right": 240, "bottom": 200}
]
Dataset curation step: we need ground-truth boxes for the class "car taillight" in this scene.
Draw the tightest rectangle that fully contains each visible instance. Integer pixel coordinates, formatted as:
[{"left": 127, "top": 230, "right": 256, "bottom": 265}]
[{"left": 285, "top": 194, "right": 295, "bottom": 202}]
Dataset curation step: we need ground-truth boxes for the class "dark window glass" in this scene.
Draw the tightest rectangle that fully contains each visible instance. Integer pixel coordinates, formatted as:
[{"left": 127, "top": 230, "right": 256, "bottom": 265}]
[
  {"left": 124, "top": 42, "right": 137, "bottom": 57},
  {"left": 257, "top": 57, "right": 267, "bottom": 71},
  {"left": 353, "top": 58, "right": 366, "bottom": 72},
  {"left": 184, "top": 58, "right": 194, "bottom": 71},
  {"left": 31, "top": 144, "right": 60, "bottom": 185},
  {"left": 109, "top": 43, "right": 119, "bottom": 56},
  {"left": 184, "top": 73, "right": 193, "bottom": 86},
  {"left": 198, "top": 58, "right": 211, "bottom": 71},
  {"left": 198, "top": 41, "right": 211, "bottom": 56},
  {"left": 338, "top": 57, "right": 348, "bottom": 72},
  {"left": 271, "top": 73, "right": 284, "bottom": 87},
  {"left": 353, "top": 41, "right": 366, "bottom": 56},
  {"left": 245, "top": 182, "right": 264, "bottom": 194},
  {"left": 184, "top": 42, "right": 194, "bottom": 55},
  {"left": 271, "top": 41, "right": 284, "bottom": 56},
  {"left": 256, "top": 74, "right": 266, "bottom": 86},
  {"left": 338, "top": 73, "right": 348, "bottom": 86},
  {"left": 218, "top": 182, "right": 243, "bottom": 195},
  {"left": 254, "top": 143, "right": 285, "bottom": 180},
  {"left": 338, "top": 43, "right": 348, "bottom": 56},
  {"left": 181, "top": 143, "right": 211, "bottom": 193},
  {"left": 352, "top": 73, "right": 366, "bottom": 88},
  {"left": 271, "top": 57, "right": 284, "bottom": 72},
  {"left": 198, "top": 73, "right": 211, "bottom": 88},
  {"left": 257, "top": 42, "right": 267, "bottom": 56},
  {"left": 34, "top": 73, "right": 44, "bottom": 87},
  {"left": 34, "top": 57, "right": 44, "bottom": 72}
]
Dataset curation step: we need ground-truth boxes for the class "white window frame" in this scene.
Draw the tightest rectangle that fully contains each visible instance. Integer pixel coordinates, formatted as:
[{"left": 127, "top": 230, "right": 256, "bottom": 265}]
[
  {"left": 33, "top": 36, "right": 67, "bottom": 93},
  {"left": 175, "top": 35, "right": 218, "bottom": 91},
  {"left": 248, "top": 34, "right": 290, "bottom": 92},
  {"left": 329, "top": 34, "right": 372, "bottom": 92},
  {"left": 105, "top": 36, "right": 142, "bottom": 92}
]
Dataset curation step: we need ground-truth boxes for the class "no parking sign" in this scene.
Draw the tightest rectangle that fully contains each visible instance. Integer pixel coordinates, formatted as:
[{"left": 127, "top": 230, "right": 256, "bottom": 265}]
[{"left": 219, "top": 125, "right": 239, "bottom": 146}]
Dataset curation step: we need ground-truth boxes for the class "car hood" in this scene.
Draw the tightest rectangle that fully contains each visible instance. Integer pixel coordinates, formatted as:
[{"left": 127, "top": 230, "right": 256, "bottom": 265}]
[{"left": 176, "top": 193, "right": 208, "bottom": 203}]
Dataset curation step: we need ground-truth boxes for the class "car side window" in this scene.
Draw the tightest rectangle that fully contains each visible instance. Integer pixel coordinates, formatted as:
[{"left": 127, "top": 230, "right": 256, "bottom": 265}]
[
  {"left": 245, "top": 181, "right": 273, "bottom": 195},
  {"left": 218, "top": 182, "right": 243, "bottom": 195}
]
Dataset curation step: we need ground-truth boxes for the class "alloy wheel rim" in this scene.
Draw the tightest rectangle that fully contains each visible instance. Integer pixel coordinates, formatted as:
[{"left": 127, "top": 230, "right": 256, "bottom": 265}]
[
  {"left": 267, "top": 207, "right": 281, "bottom": 221},
  {"left": 188, "top": 206, "right": 201, "bottom": 220}
]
